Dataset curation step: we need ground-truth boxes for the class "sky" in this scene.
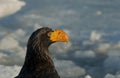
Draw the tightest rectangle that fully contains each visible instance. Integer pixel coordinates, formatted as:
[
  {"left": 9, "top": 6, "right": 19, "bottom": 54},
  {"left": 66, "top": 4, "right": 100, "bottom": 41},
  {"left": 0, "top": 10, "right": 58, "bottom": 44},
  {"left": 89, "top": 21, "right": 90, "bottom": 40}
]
[{"left": 0, "top": 0, "right": 120, "bottom": 78}]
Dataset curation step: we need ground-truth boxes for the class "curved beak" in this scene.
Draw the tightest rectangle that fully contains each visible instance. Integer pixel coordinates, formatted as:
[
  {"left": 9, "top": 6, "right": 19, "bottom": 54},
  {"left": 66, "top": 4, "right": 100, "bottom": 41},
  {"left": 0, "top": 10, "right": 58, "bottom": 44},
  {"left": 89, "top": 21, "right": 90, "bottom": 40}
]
[{"left": 49, "top": 29, "right": 69, "bottom": 43}]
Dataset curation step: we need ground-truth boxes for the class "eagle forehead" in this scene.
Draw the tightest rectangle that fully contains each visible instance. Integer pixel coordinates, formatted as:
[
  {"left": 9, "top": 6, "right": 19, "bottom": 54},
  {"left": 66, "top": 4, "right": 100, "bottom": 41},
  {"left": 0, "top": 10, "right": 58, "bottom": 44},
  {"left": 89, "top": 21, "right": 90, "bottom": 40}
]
[{"left": 39, "top": 27, "right": 53, "bottom": 34}]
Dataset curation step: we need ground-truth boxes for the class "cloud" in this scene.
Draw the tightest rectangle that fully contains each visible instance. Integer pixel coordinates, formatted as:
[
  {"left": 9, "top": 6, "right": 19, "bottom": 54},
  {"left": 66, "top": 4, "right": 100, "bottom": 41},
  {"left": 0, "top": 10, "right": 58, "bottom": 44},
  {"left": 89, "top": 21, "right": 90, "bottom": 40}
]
[
  {"left": 95, "top": 42, "right": 120, "bottom": 54},
  {"left": 0, "top": 46, "right": 26, "bottom": 65},
  {"left": 104, "top": 56, "right": 120, "bottom": 73},
  {"left": 96, "top": 43, "right": 111, "bottom": 54},
  {"left": 113, "top": 41, "right": 120, "bottom": 49},
  {"left": 0, "top": 65, "right": 21, "bottom": 78},
  {"left": 104, "top": 73, "right": 120, "bottom": 78},
  {"left": 0, "top": 36, "right": 19, "bottom": 50},
  {"left": 90, "top": 31, "right": 102, "bottom": 42},
  {"left": 107, "top": 50, "right": 120, "bottom": 57},
  {"left": 85, "top": 75, "right": 92, "bottom": 78},
  {"left": 34, "top": 23, "right": 43, "bottom": 30},
  {"left": 74, "top": 50, "right": 96, "bottom": 58},
  {"left": 0, "top": 29, "right": 26, "bottom": 50},
  {"left": 104, "top": 73, "right": 116, "bottom": 78},
  {"left": 95, "top": 11, "right": 103, "bottom": 16},
  {"left": 17, "top": 14, "right": 63, "bottom": 27},
  {"left": 0, "top": 0, "right": 25, "bottom": 18},
  {"left": 0, "top": 29, "right": 27, "bottom": 65},
  {"left": 54, "top": 59, "right": 86, "bottom": 77}
]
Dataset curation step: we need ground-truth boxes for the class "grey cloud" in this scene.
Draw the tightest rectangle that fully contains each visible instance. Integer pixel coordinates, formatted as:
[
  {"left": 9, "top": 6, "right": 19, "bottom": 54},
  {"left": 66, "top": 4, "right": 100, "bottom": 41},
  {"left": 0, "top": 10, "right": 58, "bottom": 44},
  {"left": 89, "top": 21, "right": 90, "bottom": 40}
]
[{"left": 0, "top": 0, "right": 25, "bottom": 18}]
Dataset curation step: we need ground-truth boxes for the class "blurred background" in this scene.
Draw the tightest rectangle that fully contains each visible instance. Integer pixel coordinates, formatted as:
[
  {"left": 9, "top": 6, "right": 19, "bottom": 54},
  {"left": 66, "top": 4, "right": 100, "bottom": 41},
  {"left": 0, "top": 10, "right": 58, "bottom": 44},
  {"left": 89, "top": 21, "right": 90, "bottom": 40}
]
[{"left": 0, "top": 0, "right": 120, "bottom": 78}]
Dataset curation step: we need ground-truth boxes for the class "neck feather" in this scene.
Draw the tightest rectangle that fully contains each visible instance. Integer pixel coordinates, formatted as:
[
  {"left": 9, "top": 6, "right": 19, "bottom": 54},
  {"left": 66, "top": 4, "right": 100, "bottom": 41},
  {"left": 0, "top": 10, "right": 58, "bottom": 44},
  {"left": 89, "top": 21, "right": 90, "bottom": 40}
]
[{"left": 22, "top": 41, "right": 55, "bottom": 73}]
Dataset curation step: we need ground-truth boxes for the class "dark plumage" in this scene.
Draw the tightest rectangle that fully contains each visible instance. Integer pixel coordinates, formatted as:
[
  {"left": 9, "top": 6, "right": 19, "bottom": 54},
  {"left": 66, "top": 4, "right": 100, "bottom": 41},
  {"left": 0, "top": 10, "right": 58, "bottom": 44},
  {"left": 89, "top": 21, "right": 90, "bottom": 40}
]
[{"left": 15, "top": 27, "right": 68, "bottom": 78}]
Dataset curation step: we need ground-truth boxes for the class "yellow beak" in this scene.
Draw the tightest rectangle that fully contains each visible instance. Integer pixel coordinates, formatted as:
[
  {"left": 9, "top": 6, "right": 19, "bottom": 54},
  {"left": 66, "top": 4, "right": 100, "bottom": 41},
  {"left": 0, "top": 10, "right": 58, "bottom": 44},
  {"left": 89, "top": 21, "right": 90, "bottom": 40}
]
[{"left": 49, "top": 29, "right": 69, "bottom": 43}]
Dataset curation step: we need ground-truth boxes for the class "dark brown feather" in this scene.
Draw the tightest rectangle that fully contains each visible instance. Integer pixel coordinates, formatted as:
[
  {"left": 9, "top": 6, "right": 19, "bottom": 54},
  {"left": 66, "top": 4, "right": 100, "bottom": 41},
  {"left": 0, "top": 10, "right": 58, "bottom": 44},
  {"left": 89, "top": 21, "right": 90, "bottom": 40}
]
[{"left": 15, "top": 27, "right": 60, "bottom": 78}]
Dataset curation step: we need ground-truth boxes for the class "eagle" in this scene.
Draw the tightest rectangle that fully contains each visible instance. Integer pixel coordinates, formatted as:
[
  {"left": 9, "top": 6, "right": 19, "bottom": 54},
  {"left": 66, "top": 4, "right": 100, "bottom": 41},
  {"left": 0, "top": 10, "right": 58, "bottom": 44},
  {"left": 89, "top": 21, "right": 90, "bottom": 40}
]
[{"left": 15, "top": 27, "right": 69, "bottom": 78}]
